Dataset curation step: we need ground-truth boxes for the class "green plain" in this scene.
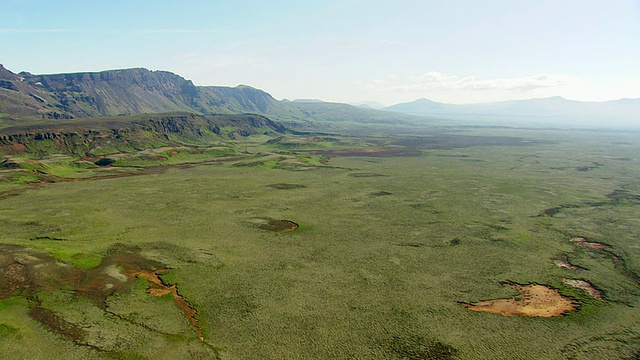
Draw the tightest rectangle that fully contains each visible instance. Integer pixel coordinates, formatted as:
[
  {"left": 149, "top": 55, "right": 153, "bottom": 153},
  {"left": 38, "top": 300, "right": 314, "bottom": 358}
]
[{"left": 1, "top": 125, "right": 639, "bottom": 359}]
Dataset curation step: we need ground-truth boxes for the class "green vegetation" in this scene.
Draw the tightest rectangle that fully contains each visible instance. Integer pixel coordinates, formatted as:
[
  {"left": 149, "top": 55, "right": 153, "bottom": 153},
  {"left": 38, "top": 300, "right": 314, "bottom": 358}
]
[{"left": 0, "top": 121, "right": 639, "bottom": 359}]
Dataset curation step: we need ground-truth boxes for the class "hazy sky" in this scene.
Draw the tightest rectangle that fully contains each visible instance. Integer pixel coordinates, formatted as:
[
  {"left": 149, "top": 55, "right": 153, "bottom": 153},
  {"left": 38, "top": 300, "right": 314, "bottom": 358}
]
[{"left": 2, "top": 0, "right": 639, "bottom": 105}]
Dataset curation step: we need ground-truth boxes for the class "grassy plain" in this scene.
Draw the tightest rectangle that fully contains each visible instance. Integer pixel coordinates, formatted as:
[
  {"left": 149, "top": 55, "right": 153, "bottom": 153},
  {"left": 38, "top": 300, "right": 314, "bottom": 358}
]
[{"left": 1, "top": 125, "right": 639, "bottom": 359}]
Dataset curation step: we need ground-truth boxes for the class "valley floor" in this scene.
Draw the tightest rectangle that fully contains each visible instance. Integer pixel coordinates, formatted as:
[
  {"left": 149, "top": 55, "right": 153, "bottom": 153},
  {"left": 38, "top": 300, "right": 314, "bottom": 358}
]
[{"left": 1, "top": 125, "right": 639, "bottom": 359}]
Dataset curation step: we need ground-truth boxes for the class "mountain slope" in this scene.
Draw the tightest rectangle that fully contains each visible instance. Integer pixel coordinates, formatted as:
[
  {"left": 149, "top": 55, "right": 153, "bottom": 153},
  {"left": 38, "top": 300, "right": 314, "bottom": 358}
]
[
  {"left": 387, "top": 97, "right": 640, "bottom": 128},
  {"left": 0, "top": 65, "right": 417, "bottom": 127},
  {"left": 0, "top": 65, "right": 292, "bottom": 120}
]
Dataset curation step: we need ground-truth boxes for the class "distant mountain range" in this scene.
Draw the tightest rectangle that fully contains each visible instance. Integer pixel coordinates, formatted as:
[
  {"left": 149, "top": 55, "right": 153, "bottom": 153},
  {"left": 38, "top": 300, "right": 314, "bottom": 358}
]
[
  {"left": 385, "top": 97, "right": 640, "bottom": 128},
  {"left": 1, "top": 64, "right": 638, "bottom": 129}
]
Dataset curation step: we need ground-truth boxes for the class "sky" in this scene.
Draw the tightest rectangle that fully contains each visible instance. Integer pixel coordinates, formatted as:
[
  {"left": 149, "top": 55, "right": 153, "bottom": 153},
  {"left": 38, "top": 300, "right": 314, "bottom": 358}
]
[{"left": 1, "top": 0, "right": 639, "bottom": 106}]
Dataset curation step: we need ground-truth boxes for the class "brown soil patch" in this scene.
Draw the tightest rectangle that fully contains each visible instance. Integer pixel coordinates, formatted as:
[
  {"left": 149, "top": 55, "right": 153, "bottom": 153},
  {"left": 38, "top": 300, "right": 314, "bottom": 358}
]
[
  {"left": 0, "top": 244, "right": 84, "bottom": 298},
  {"left": 259, "top": 219, "right": 299, "bottom": 232},
  {"left": 570, "top": 237, "right": 610, "bottom": 251},
  {"left": 0, "top": 244, "right": 205, "bottom": 342},
  {"left": 461, "top": 283, "right": 577, "bottom": 317},
  {"left": 563, "top": 279, "right": 603, "bottom": 299},
  {"left": 73, "top": 246, "right": 165, "bottom": 308},
  {"left": 128, "top": 269, "right": 204, "bottom": 341},
  {"left": 554, "top": 259, "right": 578, "bottom": 270},
  {"left": 29, "top": 306, "right": 86, "bottom": 342},
  {"left": 11, "top": 143, "right": 28, "bottom": 153}
]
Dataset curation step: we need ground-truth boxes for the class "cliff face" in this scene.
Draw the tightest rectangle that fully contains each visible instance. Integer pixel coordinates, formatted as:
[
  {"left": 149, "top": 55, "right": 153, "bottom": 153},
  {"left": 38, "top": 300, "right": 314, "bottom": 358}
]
[
  {"left": 0, "top": 64, "right": 18, "bottom": 80},
  {"left": 0, "top": 113, "right": 286, "bottom": 156},
  {"left": 0, "top": 67, "right": 281, "bottom": 120}
]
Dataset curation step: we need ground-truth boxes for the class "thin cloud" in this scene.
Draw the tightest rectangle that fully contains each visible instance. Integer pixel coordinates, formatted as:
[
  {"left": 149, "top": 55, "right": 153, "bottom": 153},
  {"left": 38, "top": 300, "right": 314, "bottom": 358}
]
[
  {"left": 0, "top": 28, "right": 69, "bottom": 34},
  {"left": 0, "top": 28, "right": 251, "bottom": 36},
  {"left": 377, "top": 72, "right": 575, "bottom": 93},
  {"left": 130, "top": 29, "right": 251, "bottom": 35}
]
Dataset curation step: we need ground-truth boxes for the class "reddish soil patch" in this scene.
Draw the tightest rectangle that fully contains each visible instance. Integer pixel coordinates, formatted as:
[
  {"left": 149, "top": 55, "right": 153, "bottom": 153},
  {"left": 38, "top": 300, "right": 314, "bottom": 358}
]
[
  {"left": 72, "top": 246, "right": 165, "bottom": 307},
  {"left": 461, "top": 283, "right": 577, "bottom": 317},
  {"left": 563, "top": 279, "right": 603, "bottom": 299},
  {"left": 12, "top": 143, "right": 28, "bottom": 152},
  {"left": 570, "top": 237, "right": 610, "bottom": 251},
  {"left": 128, "top": 269, "right": 204, "bottom": 341}
]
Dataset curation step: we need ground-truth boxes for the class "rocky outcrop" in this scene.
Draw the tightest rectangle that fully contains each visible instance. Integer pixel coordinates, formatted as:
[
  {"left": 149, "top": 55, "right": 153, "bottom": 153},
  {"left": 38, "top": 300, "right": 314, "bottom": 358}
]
[{"left": 0, "top": 113, "right": 286, "bottom": 156}]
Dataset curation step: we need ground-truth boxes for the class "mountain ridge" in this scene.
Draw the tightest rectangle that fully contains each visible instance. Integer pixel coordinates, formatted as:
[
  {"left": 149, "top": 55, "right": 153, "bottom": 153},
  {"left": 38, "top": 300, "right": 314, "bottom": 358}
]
[
  {"left": 0, "top": 65, "right": 418, "bottom": 127},
  {"left": 386, "top": 96, "right": 640, "bottom": 128},
  {"left": 1, "top": 65, "right": 638, "bottom": 129}
]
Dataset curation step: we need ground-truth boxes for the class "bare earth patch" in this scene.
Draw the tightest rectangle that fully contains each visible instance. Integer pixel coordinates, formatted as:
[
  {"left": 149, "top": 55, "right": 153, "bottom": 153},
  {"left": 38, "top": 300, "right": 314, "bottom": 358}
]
[
  {"left": 0, "top": 244, "right": 205, "bottom": 342},
  {"left": 563, "top": 279, "right": 603, "bottom": 299},
  {"left": 260, "top": 219, "right": 299, "bottom": 232},
  {"left": 570, "top": 237, "right": 610, "bottom": 251},
  {"left": 248, "top": 217, "right": 299, "bottom": 232},
  {"left": 127, "top": 269, "right": 204, "bottom": 341},
  {"left": 554, "top": 259, "right": 578, "bottom": 270},
  {"left": 461, "top": 283, "right": 577, "bottom": 317}
]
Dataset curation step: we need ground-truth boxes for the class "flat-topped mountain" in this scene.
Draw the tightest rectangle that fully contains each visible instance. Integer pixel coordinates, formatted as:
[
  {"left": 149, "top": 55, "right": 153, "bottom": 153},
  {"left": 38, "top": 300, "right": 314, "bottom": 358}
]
[
  {"left": 0, "top": 65, "right": 414, "bottom": 127},
  {"left": 0, "top": 65, "right": 283, "bottom": 120}
]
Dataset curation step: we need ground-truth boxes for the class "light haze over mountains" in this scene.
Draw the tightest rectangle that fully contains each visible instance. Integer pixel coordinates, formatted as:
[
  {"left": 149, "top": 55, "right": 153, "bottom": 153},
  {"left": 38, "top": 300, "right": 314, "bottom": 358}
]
[
  {"left": 385, "top": 96, "right": 640, "bottom": 129},
  {"left": 1, "top": 64, "right": 638, "bottom": 129}
]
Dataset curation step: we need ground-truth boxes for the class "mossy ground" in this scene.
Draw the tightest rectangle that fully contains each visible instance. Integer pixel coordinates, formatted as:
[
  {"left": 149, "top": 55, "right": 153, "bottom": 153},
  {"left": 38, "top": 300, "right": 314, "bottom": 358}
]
[{"left": 0, "top": 126, "right": 639, "bottom": 359}]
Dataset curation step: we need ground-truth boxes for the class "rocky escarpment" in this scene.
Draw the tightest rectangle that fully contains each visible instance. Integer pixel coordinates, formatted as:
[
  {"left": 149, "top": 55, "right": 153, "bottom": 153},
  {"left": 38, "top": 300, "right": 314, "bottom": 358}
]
[
  {"left": 24, "top": 68, "right": 203, "bottom": 117},
  {"left": 0, "top": 65, "right": 283, "bottom": 120},
  {"left": 0, "top": 113, "right": 286, "bottom": 156}
]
